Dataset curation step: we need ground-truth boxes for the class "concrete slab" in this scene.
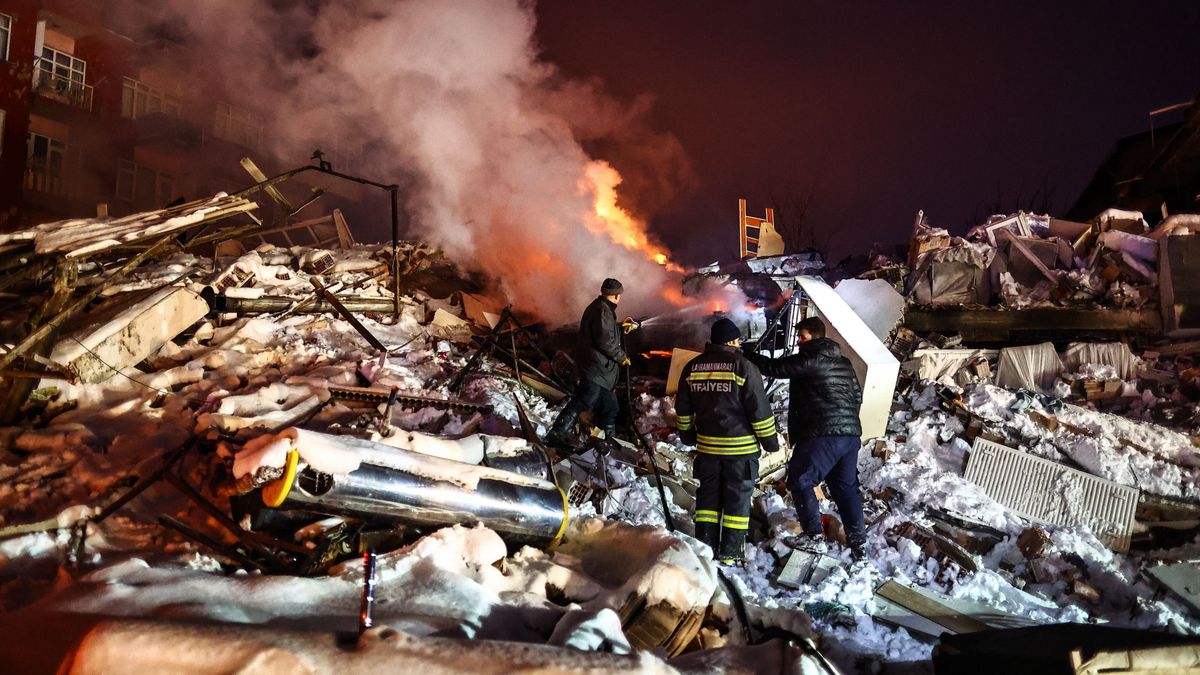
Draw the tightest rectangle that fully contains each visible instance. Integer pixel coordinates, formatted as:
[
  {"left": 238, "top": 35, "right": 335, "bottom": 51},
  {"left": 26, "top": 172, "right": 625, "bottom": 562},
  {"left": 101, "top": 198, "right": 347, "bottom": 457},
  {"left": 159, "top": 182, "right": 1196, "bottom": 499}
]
[{"left": 51, "top": 286, "right": 209, "bottom": 384}]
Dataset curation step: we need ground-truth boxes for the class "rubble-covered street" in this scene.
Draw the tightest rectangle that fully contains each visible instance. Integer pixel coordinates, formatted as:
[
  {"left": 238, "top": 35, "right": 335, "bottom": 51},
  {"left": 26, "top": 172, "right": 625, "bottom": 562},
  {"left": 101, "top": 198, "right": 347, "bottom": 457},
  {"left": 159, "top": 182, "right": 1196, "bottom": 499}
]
[{"left": 0, "top": 184, "right": 1198, "bottom": 672}]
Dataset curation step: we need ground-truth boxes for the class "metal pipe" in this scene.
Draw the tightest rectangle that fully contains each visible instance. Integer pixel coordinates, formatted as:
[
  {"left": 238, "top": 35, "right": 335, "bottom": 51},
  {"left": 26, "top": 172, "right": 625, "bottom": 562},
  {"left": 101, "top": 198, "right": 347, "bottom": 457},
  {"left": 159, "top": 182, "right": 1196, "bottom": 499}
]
[
  {"left": 309, "top": 276, "right": 387, "bottom": 352},
  {"left": 209, "top": 293, "right": 397, "bottom": 315},
  {"left": 261, "top": 431, "right": 568, "bottom": 546}
]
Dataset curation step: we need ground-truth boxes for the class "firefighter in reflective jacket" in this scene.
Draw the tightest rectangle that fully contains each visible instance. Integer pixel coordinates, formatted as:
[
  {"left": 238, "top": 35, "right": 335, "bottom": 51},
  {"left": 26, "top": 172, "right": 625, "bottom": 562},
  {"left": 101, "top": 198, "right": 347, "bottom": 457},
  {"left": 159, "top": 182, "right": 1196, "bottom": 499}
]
[{"left": 674, "top": 318, "right": 779, "bottom": 564}]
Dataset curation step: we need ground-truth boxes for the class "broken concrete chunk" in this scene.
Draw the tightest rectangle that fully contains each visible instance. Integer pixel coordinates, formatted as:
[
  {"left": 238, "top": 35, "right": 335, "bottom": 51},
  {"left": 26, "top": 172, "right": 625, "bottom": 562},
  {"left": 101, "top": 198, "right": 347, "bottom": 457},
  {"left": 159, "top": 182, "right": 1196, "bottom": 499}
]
[
  {"left": 964, "top": 438, "right": 1138, "bottom": 551},
  {"left": 776, "top": 549, "right": 840, "bottom": 589},
  {"left": 51, "top": 286, "right": 209, "bottom": 384}
]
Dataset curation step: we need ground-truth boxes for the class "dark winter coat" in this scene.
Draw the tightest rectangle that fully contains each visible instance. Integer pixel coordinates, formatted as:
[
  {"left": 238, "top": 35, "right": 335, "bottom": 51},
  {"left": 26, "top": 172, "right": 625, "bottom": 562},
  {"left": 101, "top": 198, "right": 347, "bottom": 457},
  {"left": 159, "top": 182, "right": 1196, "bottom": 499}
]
[
  {"left": 675, "top": 344, "right": 780, "bottom": 457},
  {"left": 575, "top": 296, "right": 627, "bottom": 390},
  {"left": 746, "top": 337, "right": 862, "bottom": 441}
]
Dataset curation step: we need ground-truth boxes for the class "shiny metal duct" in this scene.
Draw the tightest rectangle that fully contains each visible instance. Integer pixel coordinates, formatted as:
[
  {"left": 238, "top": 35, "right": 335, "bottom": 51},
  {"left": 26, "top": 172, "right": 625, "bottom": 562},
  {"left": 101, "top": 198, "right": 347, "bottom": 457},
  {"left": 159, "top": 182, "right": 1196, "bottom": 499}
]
[{"left": 261, "top": 432, "right": 568, "bottom": 546}]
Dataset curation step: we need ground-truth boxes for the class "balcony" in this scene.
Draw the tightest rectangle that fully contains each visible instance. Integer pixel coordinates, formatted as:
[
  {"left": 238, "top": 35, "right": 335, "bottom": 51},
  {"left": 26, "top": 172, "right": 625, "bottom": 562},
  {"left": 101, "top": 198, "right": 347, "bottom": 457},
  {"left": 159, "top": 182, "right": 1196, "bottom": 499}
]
[
  {"left": 22, "top": 165, "right": 75, "bottom": 196},
  {"left": 32, "top": 59, "right": 94, "bottom": 112}
]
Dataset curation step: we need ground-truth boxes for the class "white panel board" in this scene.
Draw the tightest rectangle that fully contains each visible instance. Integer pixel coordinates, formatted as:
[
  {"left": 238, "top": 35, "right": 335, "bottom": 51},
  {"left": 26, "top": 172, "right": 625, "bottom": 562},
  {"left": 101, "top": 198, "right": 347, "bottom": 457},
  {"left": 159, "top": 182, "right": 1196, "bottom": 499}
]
[
  {"left": 797, "top": 276, "right": 900, "bottom": 441},
  {"left": 964, "top": 438, "right": 1138, "bottom": 551}
]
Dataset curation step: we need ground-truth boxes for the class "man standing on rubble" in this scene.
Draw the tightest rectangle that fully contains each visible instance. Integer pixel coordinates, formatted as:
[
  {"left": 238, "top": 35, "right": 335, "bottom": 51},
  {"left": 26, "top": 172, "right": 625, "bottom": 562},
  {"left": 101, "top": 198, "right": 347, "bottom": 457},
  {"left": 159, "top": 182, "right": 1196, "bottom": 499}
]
[
  {"left": 675, "top": 318, "right": 779, "bottom": 565},
  {"left": 546, "top": 278, "right": 630, "bottom": 450},
  {"left": 745, "top": 316, "right": 867, "bottom": 561}
]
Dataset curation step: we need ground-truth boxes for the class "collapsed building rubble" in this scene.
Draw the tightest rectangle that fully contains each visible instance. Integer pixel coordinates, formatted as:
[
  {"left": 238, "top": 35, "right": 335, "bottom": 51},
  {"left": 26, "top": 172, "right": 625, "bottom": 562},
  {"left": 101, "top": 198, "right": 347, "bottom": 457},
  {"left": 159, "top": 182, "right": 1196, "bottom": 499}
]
[{"left": 0, "top": 190, "right": 1198, "bottom": 673}]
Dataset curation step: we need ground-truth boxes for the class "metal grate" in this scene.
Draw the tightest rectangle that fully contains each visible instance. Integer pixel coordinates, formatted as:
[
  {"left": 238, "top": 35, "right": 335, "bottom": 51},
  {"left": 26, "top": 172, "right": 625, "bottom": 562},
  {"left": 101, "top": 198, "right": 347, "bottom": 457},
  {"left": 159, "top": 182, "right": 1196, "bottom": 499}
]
[{"left": 964, "top": 438, "right": 1137, "bottom": 551}]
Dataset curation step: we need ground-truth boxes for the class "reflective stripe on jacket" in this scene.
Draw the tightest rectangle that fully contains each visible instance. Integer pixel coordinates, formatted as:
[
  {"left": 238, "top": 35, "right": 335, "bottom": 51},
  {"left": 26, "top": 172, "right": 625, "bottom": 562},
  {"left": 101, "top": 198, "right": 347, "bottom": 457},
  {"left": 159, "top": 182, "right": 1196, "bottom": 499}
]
[{"left": 674, "top": 343, "right": 779, "bottom": 457}]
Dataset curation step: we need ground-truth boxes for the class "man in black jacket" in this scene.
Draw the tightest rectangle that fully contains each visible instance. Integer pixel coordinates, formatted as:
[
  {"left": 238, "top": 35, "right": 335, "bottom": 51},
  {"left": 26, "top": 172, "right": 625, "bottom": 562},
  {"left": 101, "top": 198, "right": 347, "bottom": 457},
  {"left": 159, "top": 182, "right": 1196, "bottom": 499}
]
[
  {"left": 746, "top": 316, "right": 867, "bottom": 559},
  {"left": 675, "top": 318, "right": 779, "bottom": 564},
  {"left": 546, "top": 278, "right": 630, "bottom": 449}
]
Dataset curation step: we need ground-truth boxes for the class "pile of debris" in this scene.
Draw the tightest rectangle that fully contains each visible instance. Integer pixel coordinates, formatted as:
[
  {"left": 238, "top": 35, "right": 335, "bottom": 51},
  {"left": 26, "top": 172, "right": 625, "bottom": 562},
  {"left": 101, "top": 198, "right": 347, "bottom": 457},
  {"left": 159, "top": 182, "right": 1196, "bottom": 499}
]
[
  {"left": 891, "top": 208, "right": 1200, "bottom": 343},
  {"left": 0, "top": 199, "right": 844, "bottom": 673},
  {"left": 0, "top": 192, "right": 1198, "bottom": 673}
]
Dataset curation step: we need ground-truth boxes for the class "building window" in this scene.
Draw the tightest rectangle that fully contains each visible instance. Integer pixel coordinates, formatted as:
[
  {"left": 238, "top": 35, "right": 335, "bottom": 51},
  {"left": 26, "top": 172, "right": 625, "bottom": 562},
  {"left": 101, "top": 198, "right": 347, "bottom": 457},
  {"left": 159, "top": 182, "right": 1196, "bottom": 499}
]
[
  {"left": 122, "top": 78, "right": 182, "bottom": 119},
  {"left": 1, "top": 14, "right": 12, "bottom": 62},
  {"left": 34, "top": 46, "right": 92, "bottom": 110},
  {"left": 25, "top": 132, "right": 67, "bottom": 194},
  {"left": 213, "top": 103, "right": 262, "bottom": 149},
  {"left": 117, "top": 159, "right": 175, "bottom": 208},
  {"left": 39, "top": 46, "right": 86, "bottom": 85}
]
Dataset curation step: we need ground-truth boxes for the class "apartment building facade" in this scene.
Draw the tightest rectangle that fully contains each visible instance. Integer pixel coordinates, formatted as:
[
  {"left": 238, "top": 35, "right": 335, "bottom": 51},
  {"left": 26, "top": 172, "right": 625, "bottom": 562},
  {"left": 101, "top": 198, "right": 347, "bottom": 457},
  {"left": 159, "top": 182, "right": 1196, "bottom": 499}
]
[{"left": 0, "top": 0, "right": 272, "bottom": 230}]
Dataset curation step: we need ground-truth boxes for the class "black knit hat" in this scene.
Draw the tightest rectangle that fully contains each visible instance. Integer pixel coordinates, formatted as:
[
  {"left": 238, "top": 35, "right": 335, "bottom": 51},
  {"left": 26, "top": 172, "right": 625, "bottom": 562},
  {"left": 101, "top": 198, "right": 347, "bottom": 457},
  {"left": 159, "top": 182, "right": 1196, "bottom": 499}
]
[
  {"left": 601, "top": 278, "right": 624, "bottom": 295},
  {"left": 710, "top": 318, "right": 741, "bottom": 344}
]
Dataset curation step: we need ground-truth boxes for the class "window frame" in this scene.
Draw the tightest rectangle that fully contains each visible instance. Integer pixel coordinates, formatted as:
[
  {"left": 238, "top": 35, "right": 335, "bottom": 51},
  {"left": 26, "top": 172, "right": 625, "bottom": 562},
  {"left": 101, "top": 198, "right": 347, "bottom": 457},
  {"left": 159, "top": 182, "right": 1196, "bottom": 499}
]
[{"left": 0, "top": 13, "right": 12, "bottom": 62}]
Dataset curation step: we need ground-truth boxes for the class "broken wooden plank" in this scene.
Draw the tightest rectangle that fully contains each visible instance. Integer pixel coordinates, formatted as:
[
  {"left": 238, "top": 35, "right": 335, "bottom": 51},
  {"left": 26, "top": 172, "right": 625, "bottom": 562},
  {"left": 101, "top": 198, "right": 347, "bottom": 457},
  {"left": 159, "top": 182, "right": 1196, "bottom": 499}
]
[
  {"left": 240, "top": 157, "right": 294, "bottom": 213},
  {"left": 874, "top": 580, "right": 992, "bottom": 635}
]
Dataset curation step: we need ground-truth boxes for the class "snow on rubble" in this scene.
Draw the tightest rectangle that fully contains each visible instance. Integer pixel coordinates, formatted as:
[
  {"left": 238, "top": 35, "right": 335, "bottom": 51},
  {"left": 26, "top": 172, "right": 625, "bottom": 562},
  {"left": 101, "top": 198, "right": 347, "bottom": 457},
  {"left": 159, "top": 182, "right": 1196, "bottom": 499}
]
[{"left": 0, "top": 232, "right": 1198, "bottom": 673}]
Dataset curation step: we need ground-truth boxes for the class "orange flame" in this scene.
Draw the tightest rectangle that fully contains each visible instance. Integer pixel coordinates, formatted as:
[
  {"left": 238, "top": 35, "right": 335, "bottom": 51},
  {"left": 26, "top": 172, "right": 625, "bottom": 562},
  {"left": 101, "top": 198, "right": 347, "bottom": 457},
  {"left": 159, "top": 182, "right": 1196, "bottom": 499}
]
[{"left": 583, "top": 161, "right": 685, "bottom": 274}]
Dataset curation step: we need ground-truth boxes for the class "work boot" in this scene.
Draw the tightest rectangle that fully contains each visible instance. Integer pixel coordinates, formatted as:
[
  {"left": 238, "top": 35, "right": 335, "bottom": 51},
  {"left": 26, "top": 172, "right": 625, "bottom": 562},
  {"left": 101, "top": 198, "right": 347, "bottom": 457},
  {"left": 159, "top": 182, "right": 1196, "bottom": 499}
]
[
  {"left": 718, "top": 528, "right": 747, "bottom": 564},
  {"left": 847, "top": 533, "right": 868, "bottom": 563},
  {"left": 694, "top": 522, "right": 719, "bottom": 555},
  {"left": 784, "top": 533, "right": 828, "bottom": 554},
  {"left": 545, "top": 406, "right": 580, "bottom": 450}
]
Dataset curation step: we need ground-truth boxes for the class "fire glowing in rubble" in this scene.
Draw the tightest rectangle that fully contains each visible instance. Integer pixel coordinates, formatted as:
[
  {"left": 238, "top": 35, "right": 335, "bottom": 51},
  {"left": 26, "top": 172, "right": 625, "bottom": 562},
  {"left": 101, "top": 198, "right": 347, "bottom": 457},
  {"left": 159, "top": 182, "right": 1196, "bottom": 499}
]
[{"left": 583, "top": 160, "right": 685, "bottom": 274}]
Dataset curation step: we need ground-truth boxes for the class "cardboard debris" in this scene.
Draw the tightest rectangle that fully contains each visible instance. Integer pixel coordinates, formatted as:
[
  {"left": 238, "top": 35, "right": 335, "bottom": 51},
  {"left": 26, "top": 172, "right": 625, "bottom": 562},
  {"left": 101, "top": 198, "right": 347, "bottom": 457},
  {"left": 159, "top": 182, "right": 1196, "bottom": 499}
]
[
  {"left": 964, "top": 438, "right": 1138, "bottom": 551},
  {"left": 666, "top": 348, "right": 702, "bottom": 396},
  {"left": 427, "top": 308, "right": 474, "bottom": 343},
  {"left": 459, "top": 292, "right": 508, "bottom": 329},
  {"left": 50, "top": 287, "right": 209, "bottom": 384}
]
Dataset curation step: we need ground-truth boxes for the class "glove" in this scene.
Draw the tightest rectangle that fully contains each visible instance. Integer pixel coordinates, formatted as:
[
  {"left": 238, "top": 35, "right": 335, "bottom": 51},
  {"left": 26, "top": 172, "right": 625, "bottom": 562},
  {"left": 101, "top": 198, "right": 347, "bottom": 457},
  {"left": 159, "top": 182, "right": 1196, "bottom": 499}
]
[
  {"left": 759, "top": 433, "right": 780, "bottom": 454},
  {"left": 620, "top": 358, "right": 631, "bottom": 367},
  {"left": 621, "top": 318, "right": 641, "bottom": 334}
]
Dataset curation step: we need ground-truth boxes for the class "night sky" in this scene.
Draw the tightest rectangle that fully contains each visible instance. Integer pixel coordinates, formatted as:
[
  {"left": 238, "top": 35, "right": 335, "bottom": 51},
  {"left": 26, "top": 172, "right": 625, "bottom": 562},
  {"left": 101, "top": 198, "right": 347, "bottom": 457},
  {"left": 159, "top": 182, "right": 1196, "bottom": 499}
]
[{"left": 535, "top": 1, "right": 1200, "bottom": 265}]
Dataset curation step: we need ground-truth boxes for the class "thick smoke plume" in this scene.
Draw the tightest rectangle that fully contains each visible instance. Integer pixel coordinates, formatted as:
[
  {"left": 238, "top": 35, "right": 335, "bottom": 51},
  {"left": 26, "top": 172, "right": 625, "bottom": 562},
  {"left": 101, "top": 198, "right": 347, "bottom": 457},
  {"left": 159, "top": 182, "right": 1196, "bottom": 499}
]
[{"left": 135, "top": 0, "right": 693, "bottom": 324}]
